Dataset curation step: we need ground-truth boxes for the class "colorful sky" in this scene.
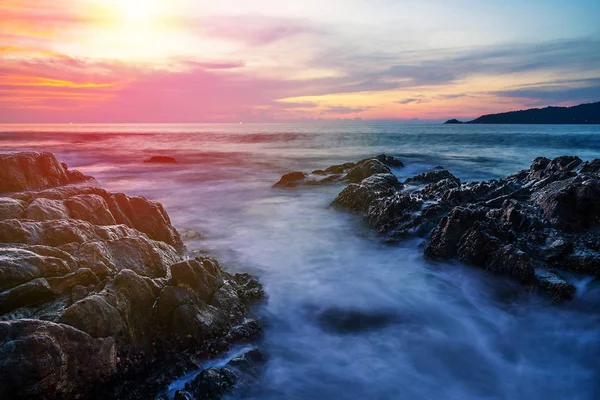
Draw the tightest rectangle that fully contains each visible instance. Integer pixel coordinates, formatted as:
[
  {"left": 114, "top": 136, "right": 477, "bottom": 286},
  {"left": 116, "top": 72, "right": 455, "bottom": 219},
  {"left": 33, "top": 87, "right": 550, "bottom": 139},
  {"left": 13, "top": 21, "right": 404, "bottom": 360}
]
[{"left": 1, "top": 0, "right": 599, "bottom": 122}]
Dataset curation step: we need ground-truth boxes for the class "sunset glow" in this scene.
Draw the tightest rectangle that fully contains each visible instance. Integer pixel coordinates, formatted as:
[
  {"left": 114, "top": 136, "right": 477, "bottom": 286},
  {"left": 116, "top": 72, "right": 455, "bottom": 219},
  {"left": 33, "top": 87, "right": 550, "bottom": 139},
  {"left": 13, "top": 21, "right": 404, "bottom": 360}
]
[{"left": 1, "top": 0, "right": 599, "bottom": 122}]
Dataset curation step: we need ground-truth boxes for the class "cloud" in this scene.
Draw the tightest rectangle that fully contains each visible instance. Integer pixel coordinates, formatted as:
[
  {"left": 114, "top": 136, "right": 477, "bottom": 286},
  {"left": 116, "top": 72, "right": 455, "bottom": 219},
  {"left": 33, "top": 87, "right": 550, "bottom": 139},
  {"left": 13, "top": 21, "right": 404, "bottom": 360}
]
[
  {"left": 488, "top": 78, "right": 600, "bottom": 106},
  {"left": 194, "top": 15, "right": 315, "bottom": 46},
  {"left": 397, "top": 98, "right": 422, "bottom": 104},
  {"left": 322, "top": 105, "right": 370, "bottom": 114}
]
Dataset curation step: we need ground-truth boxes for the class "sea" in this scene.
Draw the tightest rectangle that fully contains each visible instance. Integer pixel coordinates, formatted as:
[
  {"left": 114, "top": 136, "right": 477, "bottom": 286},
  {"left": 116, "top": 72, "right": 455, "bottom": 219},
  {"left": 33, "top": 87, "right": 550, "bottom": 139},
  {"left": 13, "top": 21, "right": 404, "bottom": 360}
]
[{"left": 1, "top": 123, "right": 600, "bottom": 400}]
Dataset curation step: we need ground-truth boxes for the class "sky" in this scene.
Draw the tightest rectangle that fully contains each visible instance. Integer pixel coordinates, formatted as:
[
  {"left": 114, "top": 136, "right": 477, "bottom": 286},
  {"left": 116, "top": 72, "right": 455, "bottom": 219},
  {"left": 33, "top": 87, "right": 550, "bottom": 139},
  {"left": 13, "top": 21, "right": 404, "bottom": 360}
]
[{"left": 1, "top": 0, "right": 599, "bottom": 122}]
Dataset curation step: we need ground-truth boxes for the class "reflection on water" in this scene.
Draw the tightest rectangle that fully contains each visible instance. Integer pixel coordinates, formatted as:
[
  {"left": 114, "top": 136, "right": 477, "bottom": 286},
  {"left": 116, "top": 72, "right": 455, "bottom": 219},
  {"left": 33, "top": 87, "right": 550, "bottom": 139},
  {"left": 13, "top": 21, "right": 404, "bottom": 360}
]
[{"left": 2, "top": 123, "right": 600, "bottom": 400}]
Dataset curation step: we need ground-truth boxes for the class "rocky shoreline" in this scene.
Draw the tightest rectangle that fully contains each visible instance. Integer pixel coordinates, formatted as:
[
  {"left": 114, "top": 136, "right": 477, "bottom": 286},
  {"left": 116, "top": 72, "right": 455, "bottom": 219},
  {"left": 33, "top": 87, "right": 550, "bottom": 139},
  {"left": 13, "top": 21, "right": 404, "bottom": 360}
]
[
  {"left": 0, "top": 152, "right": 265, "bottom": 399},
  {"left": 276, "top": 154, "right": 600, "bottom": 302}
]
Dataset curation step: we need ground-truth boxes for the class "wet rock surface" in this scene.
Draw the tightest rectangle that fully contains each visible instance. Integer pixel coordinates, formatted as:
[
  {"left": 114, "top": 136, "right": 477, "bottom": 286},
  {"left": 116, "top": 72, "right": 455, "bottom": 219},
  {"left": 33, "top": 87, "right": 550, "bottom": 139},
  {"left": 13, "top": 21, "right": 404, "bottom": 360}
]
[
  {"left": 308, "top": 155, "right": 600, "bottom": 302},
  {"left": 0, "top": 152, "right": 264, "bottom": 399},
  {"left": 274, "top": 154, "right": 404, "bottom": 188}
]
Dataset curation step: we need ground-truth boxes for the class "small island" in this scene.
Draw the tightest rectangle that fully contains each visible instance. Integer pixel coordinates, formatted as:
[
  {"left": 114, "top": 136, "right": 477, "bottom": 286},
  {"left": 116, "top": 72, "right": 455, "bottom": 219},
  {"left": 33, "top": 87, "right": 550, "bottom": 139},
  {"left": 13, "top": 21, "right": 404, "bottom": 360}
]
[{"left": 445, "top": 101, "right": 600, "bottom": 124}]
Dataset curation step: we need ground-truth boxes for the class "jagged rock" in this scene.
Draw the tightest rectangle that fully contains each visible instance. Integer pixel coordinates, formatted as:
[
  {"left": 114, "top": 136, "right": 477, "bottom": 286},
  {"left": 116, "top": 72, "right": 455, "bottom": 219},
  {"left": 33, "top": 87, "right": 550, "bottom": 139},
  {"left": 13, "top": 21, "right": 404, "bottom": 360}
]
[
  {"left": 0, "top": 152, "right": 92, "bottom": 194},
  {"left": 0, "top": 219, "right": 142, "bottom": 248},
  {"left": 365, "top": 194, "right": 422, "bottom": 234},
  {"left": 0, "top": 198, "right": 26, "bottom": 220},
  {"left": 25, "top": 198, "right": 70, "bottom": 221},
  {"left": 0, "top": 278, "right": 55, "bottom": 314},
  {"left": 185, "top": 367, "right": 237, "bottom": 400},
  {"left": 0, "top": 319, "right": 116, "bottom": 399},
  {"left": 46, "top": 268, "right": 99, "bottom": 295},
  {"left": 535, "top": 270, "right": 576, "bottom": 302},
  {"left": 580, "top": 158, "right": 600, "bottom": 175},
  {"left": 425, "top": 207, "right": 487, "bottom": 259},
  {"left": 273, "top": 171, "right": 306, "bottom": 188},
  {"left": 374, "top": 154, "right": 404, "bottom": 167},
  {"left": 0, "top": 246, "right": 74, "bottom": 292},
  {"left": 333, "top": 173, "right": 401, "bottom": 212},
  {"left": 11, "top": 186, "right": 184, "bottom": 252},
  {"left": 0, "top": 152, "right": 263, "bottom": 399},
  {"left": 171, "top": 258, "right": 223, "bottom": 303},
  {"left": 76, "top": 236, "right": 180, "bottom": 278},
  {"left": 65, "top": 194, "right": 117, "bottom": 225},
  {"left": 405, "top": 169, "right": 460, "bottom": 185},
  {"left": 344, "top": 159, "right": 391, "bottom": 183},
  {"left": 532, "top": 176, "right": 600, "bottom": 231}
]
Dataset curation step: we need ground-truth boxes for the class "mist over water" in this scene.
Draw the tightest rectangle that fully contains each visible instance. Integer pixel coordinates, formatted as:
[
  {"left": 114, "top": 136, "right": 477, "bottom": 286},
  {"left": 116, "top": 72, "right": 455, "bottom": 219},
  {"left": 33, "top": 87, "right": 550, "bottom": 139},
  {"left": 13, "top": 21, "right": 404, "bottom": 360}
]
[{"left": 2, "top": 123, "right": 600, "bottom": 399}]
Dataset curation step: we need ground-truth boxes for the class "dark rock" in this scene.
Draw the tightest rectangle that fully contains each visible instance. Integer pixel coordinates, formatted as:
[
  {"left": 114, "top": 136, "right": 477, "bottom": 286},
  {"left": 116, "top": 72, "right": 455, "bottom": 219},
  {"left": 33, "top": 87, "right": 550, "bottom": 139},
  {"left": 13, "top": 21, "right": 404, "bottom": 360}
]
[
  {"left": 405, "top": 169, "right": 460, "bottom": 185},
  {"left": 46, "top": 268, "right": 99, "bottom": 295},
  {"left": 333, "top": 173, "right": 401, "bottom": 212},
  {"left": 535, "top": 270, "right": 576, "bottom": 302},
  {"left": 580, "top": 158, "right": 600, "bottom": 174},
  {"left": 532, "top": 176, "right": 600, "bottom": 231},
  {"left": 0, "top": 319, "right": 116, "bottom": 399},
  {"left": 0, "top": 278, "right": 55, "bottom": 314},
  {"left": 344, "top": 159, "right": 391, "bottom": 183},
  {"left": 273, "top": 171, "right": 307, "bottom": 188},
  {"left": 144, "top": 156, "right": 177, "bottom": 164},
  {"left": 186, "top": 367, "right": 237, "bottom": 400},
  {"left": 374, "top": 154, "right": 404, "bottom": 167}
]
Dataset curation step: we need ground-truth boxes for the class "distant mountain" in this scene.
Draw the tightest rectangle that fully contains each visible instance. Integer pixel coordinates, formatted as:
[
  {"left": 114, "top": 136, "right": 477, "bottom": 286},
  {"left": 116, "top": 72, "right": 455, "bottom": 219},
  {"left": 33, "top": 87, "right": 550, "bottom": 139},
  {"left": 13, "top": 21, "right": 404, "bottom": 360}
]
[{"left": 445, "top": 101, "right": 600, "bottom": 124}]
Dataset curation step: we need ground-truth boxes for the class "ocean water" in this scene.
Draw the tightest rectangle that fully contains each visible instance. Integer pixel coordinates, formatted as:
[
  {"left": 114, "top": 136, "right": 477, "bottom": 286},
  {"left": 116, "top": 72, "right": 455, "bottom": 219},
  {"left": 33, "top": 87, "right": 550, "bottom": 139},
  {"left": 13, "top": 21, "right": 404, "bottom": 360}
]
[{"left": 1, "top": 123, "right": 600, "bottom": 400}]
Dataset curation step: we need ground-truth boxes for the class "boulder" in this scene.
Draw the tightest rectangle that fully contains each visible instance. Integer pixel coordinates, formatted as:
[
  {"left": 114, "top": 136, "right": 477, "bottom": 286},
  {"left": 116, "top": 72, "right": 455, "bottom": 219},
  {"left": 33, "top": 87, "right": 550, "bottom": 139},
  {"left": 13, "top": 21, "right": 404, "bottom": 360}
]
[
  {"left": 24, "top": 198, "right": 70, "bottom": 221},
  {"left": 344, "top": 159, "right": 391, "bottom": 183},
  {"left": 76, "top": 236, "right": 180, "bottom": 278},
  {"left": 0, "top": 152, "right": 91, "bottom": 194},
  {"left": 0, "top": 319, "right": 116, "bottom": 399},
  {"left": 405, "top": 169, "right": 460, "bottom": 185},
  {"left": 333, "top": 173, "right": 401, "bottom": 212},
  {"left": 374, "top": 154, "right": 404, "bottom": 167},
  {"left": 65, "top": 194, "right": 117, "bottom": 225},
  {"left": 273, "top": 172, "right": 307, "bottom": 188},
  {"left": 532, "top": 176, "right": 600, "bottom": 231},
  {"left": 0, "top": 246, "right": 73, "bottom": 292},
  {"left": 0, "top": 198, "right": 26, "bottom": 220},
  {"left": 185, "top": 367, "right": 237, "bottom": 400},
  {"left": 0, "top": 278, "right": 55, "bottom": 314}
]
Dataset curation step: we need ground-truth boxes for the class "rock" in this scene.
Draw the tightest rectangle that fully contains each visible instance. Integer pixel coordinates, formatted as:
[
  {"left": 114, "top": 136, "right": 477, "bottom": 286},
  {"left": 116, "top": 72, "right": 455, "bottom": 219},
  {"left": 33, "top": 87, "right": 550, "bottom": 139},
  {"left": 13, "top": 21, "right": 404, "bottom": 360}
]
[
  {"left": 580, "top": 158, "right": 600, "bottom": 175},
  {"left": 374, "top": 154, "right": 404, "bottom": 167},
  {"left": 144, "top": 156, "right": 177, "bottom": 164},
  {"left": 65, "top": 194, "right": 117, "bottom": 225},
  {"left": 71, "top": 285, "right": 89, "bottom": 303},
  {"left": 0, "top": 152, "right": 91, "bottom": 193},
  {"left": 0, "top": 151, "right": 263, "bottom": 398},
  {"left": 77, "top": 236, "right": 180, "bottom": 278},
  {"left": 24, "top": 198, "right": 70, "bottom": 221},
  {"left": 0, "top": 198, "right": 26, "bottom": 220},
  {"left": 425, "top": 207, "right": 487, "bottom": 259},
  {"left": 344, "top": 159, "right": 391, "bottom": 183},
  {"left": 405, "top": 169, "right": 460, "bottom": 185},
  {"left": 0, "top": 278, "right": 55, "bottom": 314},
  {"left": 171, "top": 258, "right": 223, "bottom": 302},
  {"left": 0, "top": 246, "right": 73, "bottom": 292},
  {"left": 535, "top": 269, "right": 576, "bottom": 302},
  {"left": 46, "top": 268, "right": 99, "bottom": 295},
  {"left": 186, "top": 367, "right": 237, "bottom": 400},
  {"left": 532, "top": 176, "right": 600, "bottom": 231},
  {"left": 0, "top": 319, "right": 116, "bottom": 399},
  {"left": 273, "top": 171, "right": 307, "bottom": 188},
  {"left": 174, "top": 390, "right": 194, "bottom": 400},
  {"left": 333, "top": 173, "right": 401, "bottom": 212}
]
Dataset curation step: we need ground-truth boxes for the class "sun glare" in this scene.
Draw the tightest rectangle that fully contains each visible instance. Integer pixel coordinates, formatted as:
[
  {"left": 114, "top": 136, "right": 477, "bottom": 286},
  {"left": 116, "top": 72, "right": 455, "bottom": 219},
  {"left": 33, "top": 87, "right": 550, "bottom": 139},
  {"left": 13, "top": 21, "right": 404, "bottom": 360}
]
[{"left": 119, "top": 0, "right": 156, "bottom": 21}]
